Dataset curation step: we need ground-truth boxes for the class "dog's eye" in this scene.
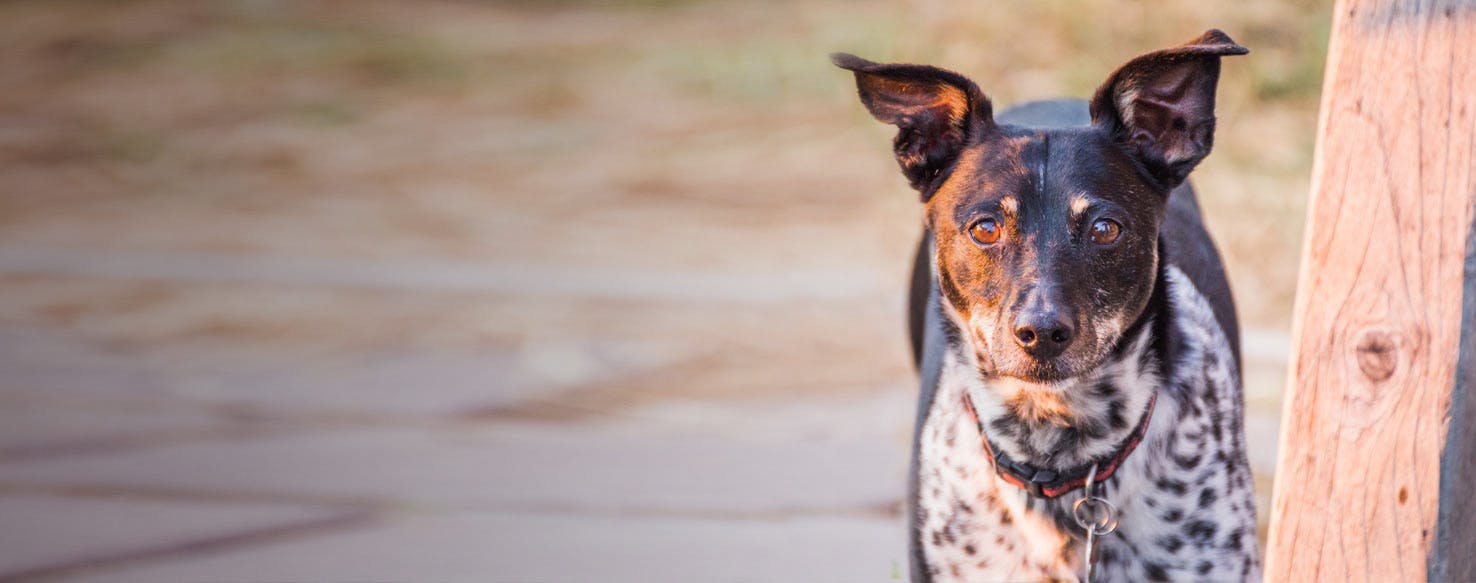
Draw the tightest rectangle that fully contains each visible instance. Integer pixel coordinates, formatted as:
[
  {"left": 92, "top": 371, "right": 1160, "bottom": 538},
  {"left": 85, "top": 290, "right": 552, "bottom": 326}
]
[
  {"left": 969, "top": 218, "right": 1001, "bottom": 246},
  {"left": 1090, "top": 219, "right": 1122, "bottom": 245}
]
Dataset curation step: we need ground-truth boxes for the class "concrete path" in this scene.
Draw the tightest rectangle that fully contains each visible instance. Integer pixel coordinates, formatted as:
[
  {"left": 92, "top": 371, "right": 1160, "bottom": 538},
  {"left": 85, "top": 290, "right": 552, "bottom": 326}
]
[
  {"left": 0, "top": 244, "right": 923, "bottom": 582},
  {"left": 0, "top": 245, "right": 1286, "bottom": 582},
  {"left": 0, "top": 3, "right": 1300, "bottom": 579}
]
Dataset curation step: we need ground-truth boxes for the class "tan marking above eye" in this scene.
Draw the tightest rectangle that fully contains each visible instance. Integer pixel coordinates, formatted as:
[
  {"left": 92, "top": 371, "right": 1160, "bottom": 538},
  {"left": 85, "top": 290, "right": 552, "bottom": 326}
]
[{"left": 1070, "top": 196, "right": 1090, "bottom": 216}]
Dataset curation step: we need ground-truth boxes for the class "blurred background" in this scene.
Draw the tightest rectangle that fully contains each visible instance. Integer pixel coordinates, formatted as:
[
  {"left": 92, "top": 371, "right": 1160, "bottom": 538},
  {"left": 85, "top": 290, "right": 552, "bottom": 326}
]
[{"left": 0, "top": 0, "right": 1326, "bottom": 580}]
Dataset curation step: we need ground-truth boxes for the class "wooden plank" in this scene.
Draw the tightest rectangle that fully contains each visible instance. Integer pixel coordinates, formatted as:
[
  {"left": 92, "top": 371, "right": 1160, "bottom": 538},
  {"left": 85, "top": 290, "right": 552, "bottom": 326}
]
[{"left": 1263, "top": 1, "right": 1476, "bottom": 582}]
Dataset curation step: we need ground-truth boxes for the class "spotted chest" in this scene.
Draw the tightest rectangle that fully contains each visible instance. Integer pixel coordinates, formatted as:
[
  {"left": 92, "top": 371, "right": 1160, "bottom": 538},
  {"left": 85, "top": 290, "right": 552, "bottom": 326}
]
[{"left": 912, "top": 267, "right": 1261, "bottom": 582}]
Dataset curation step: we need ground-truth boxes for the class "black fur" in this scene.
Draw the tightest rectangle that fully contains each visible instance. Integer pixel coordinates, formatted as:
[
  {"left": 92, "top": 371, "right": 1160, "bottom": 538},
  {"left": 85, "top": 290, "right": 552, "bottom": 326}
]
[{"left": 839, "top": 29, "right": 1255, "bottom": 582}]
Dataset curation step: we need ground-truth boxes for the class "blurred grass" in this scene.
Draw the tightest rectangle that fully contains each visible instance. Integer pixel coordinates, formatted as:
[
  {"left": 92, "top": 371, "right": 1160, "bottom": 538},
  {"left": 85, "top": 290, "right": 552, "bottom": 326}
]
[
  {"left": 540, "top": 0, "right": 1328, "bottom": 328},
  {"left": 0, "top": 0, "right": 1327, "bottom": 329}
]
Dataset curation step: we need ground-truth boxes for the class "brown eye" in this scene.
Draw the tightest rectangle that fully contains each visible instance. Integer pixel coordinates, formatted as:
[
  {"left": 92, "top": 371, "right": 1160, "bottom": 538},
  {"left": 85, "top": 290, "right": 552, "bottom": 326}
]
[
  {"left": 969, "top": 218, "right": 1001, "bottom": 246},
  {"left": 1090, "top": 219, "right": 1122, "bottom": 245}
]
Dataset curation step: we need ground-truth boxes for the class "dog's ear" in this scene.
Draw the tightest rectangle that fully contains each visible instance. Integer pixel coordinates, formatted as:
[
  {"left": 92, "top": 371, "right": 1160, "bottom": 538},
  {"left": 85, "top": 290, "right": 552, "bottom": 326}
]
[
  {"left": 1090, "top": 29, "right": 1247, "bottom": 190},
  {"left": 833, "top": 53, "right": 993, "bottom": 198}
]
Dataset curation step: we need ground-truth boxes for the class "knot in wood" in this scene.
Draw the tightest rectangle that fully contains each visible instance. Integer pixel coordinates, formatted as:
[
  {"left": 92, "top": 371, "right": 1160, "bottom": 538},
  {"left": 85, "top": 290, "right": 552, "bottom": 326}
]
[{"left": 1354, "top": 329, "right": 1399, "bottom": 382}]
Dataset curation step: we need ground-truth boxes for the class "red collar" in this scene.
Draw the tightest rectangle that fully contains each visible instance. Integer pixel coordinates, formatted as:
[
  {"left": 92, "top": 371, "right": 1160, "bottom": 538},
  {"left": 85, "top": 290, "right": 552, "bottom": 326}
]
[{"left": 961, "top": 391, "right": 1158, "bottom": 499}]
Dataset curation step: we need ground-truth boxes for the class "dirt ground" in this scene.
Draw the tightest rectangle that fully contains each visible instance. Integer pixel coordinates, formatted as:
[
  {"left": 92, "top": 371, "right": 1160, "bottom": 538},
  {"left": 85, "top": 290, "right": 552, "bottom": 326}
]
[{"left": 0, "top": 1, "right": 1325, "bottom": 580}]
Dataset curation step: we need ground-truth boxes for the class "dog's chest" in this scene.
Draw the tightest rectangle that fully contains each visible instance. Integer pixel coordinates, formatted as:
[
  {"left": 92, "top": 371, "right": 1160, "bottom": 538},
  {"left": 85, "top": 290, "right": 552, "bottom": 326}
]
[
  {"left": 913, "top": 268, "right": 1261, "bottom": 582},
  {"left": 915, "top": 383, "right": 1080, "bottom": 581}
]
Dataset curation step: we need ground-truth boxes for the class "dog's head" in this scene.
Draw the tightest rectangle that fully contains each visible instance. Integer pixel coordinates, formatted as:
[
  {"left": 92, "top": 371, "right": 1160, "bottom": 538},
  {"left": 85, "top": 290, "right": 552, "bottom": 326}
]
[{"left": 837, "top": 30, "right": 1245, "bottom": 385}]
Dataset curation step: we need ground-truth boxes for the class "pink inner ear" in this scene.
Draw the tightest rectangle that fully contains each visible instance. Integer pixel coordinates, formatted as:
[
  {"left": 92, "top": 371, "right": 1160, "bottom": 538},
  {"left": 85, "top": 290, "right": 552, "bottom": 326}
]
[
  {"left": 1120, "top": 62, "right": 1217, "bottom": 165},
  {"left": 1130, "top": 100, "right": 1192, "bottom": 165},
  {"left": 1088, "top": 30, "right": 1244, "bottom": 186}
]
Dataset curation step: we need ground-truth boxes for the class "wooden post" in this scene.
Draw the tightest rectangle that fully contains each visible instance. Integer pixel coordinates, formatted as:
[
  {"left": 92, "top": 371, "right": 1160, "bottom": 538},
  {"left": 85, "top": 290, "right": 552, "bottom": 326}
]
[{"left": 1264, "top": 1, "right": 1476, "bottom": 581}]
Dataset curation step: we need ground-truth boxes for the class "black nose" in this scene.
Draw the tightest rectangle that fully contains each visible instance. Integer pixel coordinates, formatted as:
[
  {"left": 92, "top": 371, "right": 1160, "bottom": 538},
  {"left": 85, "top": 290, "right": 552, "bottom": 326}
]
[{"left": 1013, "top": 311, "right": 1075, "bottom": 359}]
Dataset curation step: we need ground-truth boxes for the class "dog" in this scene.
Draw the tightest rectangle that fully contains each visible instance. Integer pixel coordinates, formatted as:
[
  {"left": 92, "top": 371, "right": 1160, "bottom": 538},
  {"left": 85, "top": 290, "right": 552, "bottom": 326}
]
[{"left": 835, "top": 30, "right": 1259, "bottom": 582}]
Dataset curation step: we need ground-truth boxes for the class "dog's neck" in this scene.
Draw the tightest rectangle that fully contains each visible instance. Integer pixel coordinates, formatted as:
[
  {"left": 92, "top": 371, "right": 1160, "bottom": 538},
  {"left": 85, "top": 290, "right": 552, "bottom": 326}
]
[{"left": 937, "top": 261, "right": 1171, "bottom": 471}]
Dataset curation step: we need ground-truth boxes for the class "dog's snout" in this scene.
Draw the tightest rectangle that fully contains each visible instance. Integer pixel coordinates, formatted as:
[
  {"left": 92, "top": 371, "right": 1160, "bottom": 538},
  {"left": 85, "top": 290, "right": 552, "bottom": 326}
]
[{"left": 1012, "top": 309, "right": 1075, "bottom": 359}]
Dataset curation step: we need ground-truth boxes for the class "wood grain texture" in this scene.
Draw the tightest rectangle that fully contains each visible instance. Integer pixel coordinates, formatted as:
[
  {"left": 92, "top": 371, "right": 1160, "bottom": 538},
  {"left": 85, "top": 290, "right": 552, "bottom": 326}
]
[{"left": 1264, "top": 1, "right": 1476, "bottom": 582}]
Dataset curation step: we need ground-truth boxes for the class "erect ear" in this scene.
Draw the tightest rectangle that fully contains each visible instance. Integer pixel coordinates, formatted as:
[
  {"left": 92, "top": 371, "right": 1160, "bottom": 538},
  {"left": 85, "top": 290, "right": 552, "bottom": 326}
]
[
  {"left": 1090, "top": 29, "right": 1247, "bottom": 190},
  {"left": 833, "top": 53, "right": 993, "bottom": 198}
]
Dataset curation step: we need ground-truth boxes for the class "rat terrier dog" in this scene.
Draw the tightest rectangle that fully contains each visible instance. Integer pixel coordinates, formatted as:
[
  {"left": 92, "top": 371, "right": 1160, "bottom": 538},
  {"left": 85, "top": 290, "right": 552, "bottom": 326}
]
[{"left": 835, "top": 30, "right": 1259, "bottom": 582}]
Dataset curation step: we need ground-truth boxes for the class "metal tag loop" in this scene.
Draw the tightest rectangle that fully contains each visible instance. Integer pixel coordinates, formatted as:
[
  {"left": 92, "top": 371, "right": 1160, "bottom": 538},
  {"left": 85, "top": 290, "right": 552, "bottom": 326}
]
[
  {"left": 1075, "top": 463, "right": 1118, "bottom": 583},
  {"left": 1072, "top": 496, "right": 1119, "bottom": 535}
]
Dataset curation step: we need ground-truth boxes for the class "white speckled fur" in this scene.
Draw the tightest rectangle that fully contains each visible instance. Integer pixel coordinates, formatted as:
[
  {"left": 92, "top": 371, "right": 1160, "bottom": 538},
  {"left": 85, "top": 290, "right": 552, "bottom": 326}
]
[{"left": 914, "top": 267, "right": 1261, "bottom": 582}]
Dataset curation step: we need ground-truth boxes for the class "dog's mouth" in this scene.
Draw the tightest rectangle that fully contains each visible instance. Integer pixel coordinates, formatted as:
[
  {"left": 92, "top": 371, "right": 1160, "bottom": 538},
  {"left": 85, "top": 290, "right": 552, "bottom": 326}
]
[
  {"left": 980, "top": 356, "right": 1076, "bottom": 384},
  {"left": 1009, "top": 365, "right": 1073, "bottom": 384},
  {"left": 955, "top": 302, "right": 1134, "bottom": 386}
]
